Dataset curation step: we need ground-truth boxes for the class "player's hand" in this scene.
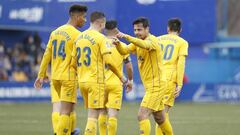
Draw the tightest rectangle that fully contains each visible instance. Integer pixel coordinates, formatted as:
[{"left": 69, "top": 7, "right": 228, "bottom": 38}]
[
  {"left": 34, "top": 78, "right": 44, "bottom": 90},
  {"left": 116, "top": 32, "right": 127, "bottom": 39},
  {"left": 126, "top": 80, "right": 133, "bottom": 93},
  {"left": 174, "top": 86, "right": 182, "bottom": 98},
  {"left": 112, "top": 37, "right": 120, "bottom": 46},
  {"left": 43, "top": 76, "right": 49, "bottom": 83}
]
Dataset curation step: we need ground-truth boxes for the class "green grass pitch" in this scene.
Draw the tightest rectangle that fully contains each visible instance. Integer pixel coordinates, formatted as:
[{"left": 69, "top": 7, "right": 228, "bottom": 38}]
[{"left": 0, "top": 102, "right": 239, "bottom": 135}]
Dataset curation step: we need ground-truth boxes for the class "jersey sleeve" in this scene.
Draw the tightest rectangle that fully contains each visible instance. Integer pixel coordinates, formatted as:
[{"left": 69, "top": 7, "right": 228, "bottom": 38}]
[
  {"left": 38, "top": 33, "right": 53, "bottom": 78},
  {"left": 125, "top": 34, "right": 157, "bottom": 50},
  {"left": 179, "top": 41, "right": 189, "bottom": 56},
  {"left": 70, "top": 41, "right": 78, "bottom": 70},
  {"left": 100, "top": 37, "right": 111, "bottom": 55}
]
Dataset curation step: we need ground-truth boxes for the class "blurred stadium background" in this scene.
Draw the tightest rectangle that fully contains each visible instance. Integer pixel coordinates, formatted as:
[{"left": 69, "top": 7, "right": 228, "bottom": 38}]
[{"left": 0, "top": 0, "right": 240, "bottom": 135}]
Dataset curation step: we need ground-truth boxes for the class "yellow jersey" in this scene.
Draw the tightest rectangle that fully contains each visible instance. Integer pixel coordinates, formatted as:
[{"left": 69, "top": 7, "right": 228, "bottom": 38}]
[
  {"left": 72, "top": 29, "right": 111, "bottom": 84},
  {"left": 38, "top": 24, "right": 81, "bottom": 80},
  {"left": 105, "top": 40, "right": 129, "bottom": 85},
  {"left": 116, "top": 34, "right": 162, "bottom": 89},
  {"left": 158, "top": 34, "right": 188, "bottom": 83}
]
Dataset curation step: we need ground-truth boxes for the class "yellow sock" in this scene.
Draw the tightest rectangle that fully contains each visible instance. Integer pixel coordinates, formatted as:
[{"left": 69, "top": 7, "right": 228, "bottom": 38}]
[
  {"left": 160, "top": 113, "right": 173, "bottom": 135},
  {"left": 84, "top": 118, "right": 97, "bottom": 135},
  {"left": 98, "top": 114, "right": 107, "bottom": 135},
  {"left": 52, "top": 112, "right": 60, "bottom": 134},
  {"left": 70, "top": 112, "right": 77, "bottom": 133},
  {"left": 108, "top": 117, "right": 117, "bottom": 135},
  {"left": 57, "top": 114, "right": 70, "bottom": 135},
  {"left": 139, "top": 119, "right": 151, "bottom": 135}
]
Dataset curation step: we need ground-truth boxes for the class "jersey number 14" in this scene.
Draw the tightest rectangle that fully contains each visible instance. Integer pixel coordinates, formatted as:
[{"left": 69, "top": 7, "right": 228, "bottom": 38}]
[{"left": 52, "top": 40, "right": 66, "bottom": 60}]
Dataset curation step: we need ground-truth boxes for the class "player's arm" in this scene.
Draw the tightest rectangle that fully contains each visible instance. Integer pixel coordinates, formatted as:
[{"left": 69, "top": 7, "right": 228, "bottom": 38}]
[
  {"left": 112, "top": 38, "right": 136, "bottom": 55},
  {"left": 124, "top": 55, "right": 133, "bottom": 92},
  {"left": 102, "top": 39, "right": 127, "bottom": 83},
  {"left": 70, "top": 42, "right": 78, "bottom": 71},
  {"left": 103, "top": 54, "right": 127, "bottom": 83},
  {"left": 175, "top": 41, "right": 189, "bottom": 97},
  {"left": 38, "top": 37, "right": 52, "bottom": 78},
  {"left": 34, "top": 35, "right": 52, "bottom": 89},
  {"left": 176, "top": 55, "right": 186, "bottom": 89},
  {"left": 124, "top": 56, "right": 133, "bottom": 81},
  {"left": 116, "top": 32, "right": 156, "bottom": 50}
]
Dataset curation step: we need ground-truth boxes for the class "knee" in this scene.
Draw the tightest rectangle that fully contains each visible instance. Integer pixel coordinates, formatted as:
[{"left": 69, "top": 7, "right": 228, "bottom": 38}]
[
  {"left": 153, "top": 113, "right": 165, "bottom": 125},
  {"left": 137, "top": 112, "right": 148, "bottom": 121}
]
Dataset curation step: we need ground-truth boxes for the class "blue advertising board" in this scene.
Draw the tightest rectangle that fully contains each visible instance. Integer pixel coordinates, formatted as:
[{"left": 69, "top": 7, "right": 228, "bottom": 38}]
[
  {"left": 0, "top": 0, "right": 216, "bottom": 44},
  {"left": 1, "top": 82, "right": 240, "bottom": 103}
]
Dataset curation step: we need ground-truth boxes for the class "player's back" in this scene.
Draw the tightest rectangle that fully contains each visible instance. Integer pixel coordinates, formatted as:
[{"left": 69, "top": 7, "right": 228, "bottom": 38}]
[
  {"left": 75, "top": 29, "right": 110, "bottom": 84},
  {"left": 50, "top": 24, "right": 81, "bottom": 80},
  {"left": 158, "top": 34, "right": 188, "bottom": 82},
  {"left": 105, "top": 40, "right": 127, "bottom": 85},
  {"left": 158, "top": 34, "right": 188, "bottom": 68}
]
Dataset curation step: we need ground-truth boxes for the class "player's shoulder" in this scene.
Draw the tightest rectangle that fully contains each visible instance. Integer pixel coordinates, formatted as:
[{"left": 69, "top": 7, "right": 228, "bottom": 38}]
[
  {"left": 178, "top": 36, "right": 188, "bottom": 46},
  {"left": 148, "top": 34, "right": 159, "bottom": 42},
  {"left": 83, "top": 29, "right": 105, "bottom": 39},
  {"left": 158, "top": 34, "right": 167, "bottom": 39}
]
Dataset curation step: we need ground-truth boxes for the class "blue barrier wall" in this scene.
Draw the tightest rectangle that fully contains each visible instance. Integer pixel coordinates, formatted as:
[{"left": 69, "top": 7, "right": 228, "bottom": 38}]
[{"left": 1, "top": 82, "right": 240, "bottom": 102}]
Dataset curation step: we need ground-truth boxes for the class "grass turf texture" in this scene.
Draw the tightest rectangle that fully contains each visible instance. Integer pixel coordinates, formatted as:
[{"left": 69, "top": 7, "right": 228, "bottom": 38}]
[{"left": 0, "top": 102, "right": 239, "bottom": 135}]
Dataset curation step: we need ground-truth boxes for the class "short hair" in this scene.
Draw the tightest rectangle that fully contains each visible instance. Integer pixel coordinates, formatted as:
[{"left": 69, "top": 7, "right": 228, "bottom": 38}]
[
  {"left": 90, "top": 11, "right": 105, "bottom": 23},
  {"left": 168, "top": 18, "right": 182, "bottom": 33},
  {"left": 105, "top": 20, "right": 118, "bottom": 30},
  {"left": 132, "top": 17, "right": 149, "bottom": 28},
  {"left": 69, "top": 4, "right": 88, "bottom": 15}
]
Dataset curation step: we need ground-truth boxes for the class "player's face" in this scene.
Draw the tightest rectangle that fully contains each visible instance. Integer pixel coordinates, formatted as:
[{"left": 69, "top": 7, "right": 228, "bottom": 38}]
[
  {"left": 133, "top": 23, "right": 149, "bottom": 39},
  {"left": 98, "top": 18, "right": 106, "bottom": 32},
  {"left": 106, "top": 28, "right": 119, "bottom": 36},
  {"left": 76, "top": 12, "right": 87, "bottom": 27}
]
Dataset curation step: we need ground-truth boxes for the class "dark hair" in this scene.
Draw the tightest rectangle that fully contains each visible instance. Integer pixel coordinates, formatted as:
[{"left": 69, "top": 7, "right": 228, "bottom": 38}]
[
  {"left": 69, "top": 4, "right": 88, "bottom": 15},
  {"left": 132, "top": 17, "right": 149, "bottom": 28},
  {"left": 105, "top": 20, "right": 117, "bottom": 30},
  {"left": 168, "top": 18, "right": 182, "bottom": 33},
  {"left": 90, "top": 11, "right": 105, "bottom": 22}
]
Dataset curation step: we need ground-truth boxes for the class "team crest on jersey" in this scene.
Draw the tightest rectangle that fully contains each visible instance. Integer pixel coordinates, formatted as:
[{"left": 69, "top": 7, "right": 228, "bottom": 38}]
[
  {"left": 63, "top": 128, "right": 68, "bottom": 133},
  {"left": 138, "top": 56, "right": 144, "bottom": 61}
]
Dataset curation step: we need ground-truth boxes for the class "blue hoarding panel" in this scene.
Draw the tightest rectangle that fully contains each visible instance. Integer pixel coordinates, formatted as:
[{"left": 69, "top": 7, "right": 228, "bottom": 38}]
[{"left": 1, "top": 82, "right": 240, "bottom": 103}]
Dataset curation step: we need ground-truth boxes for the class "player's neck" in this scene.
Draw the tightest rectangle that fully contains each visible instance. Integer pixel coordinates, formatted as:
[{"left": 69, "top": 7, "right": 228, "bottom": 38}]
[
  {"left": 168, "top": 32, "right": 179, "bottom": 36},
  {"left": 67, "top": 20, "right": 77, "bottom": 28},
  {"left": 89, "top": 24, "right": 102, "bottom": 32}
]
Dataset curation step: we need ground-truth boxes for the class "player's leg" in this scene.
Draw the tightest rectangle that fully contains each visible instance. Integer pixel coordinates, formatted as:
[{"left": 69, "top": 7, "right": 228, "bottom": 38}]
[
  {"left": 152, "top": 85, "right": 173, "bottom": 135},
  {"left": 153, "top": 110, "right": 173, "bottom": 135},
  {"left": 84, "top": 83, "right": 105, "bottom": 135},
  {"left": 138, "top": 106, "right": 152, "bottom": 135},
  {"left": 98, "top": 108, "right": 107, "bottom": 135},
  {"left": 106, "top": 85, "right": 122, "bottom": 135},
  {"left": 52, "top": 102, "right": 61, "bottom": 135},
  {"left": 51, "top": 80, "right": 61, "bottom": 135},
  {"left": 57, "top": 80, "right": 77, "bottom": 135},
  {"left": 70, "top": 104, "right": 81, "bottom": 135},
  {"left": 155, "top": 81, "right": 175, "bottom": 135}
]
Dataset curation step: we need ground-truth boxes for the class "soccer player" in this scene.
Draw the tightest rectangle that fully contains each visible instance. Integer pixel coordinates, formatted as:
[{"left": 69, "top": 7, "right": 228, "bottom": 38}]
[
  {"left": 98, "top": 20, "right": 133, "bottom": 135},
  {"left": 112, "top": 17, "right": 173, "bottom": 135},
  {"left": 155, "top": 18, "right": 188, "bottom": 135},
  {"left": 34, "top": 5, "right": 88, "bottom": 135},
  {"left": 71, "top": 12, "right": 130, "bottom": 135}
]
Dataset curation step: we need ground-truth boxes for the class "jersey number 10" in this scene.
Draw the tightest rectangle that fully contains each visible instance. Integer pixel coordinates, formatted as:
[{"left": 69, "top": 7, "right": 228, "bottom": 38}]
[
  {"left": 161, "top": 44, "right": 174, "bottom": 60},
  {"left": 52, "top": 40, "right": 66, "bottom": 60}
]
